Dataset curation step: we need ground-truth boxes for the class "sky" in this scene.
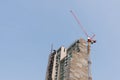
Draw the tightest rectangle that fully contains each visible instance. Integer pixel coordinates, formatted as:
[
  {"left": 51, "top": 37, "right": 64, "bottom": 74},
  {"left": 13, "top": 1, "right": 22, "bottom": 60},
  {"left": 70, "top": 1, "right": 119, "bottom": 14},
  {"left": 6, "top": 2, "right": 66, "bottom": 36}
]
[{"left": 0, "top": 0, "right": 120, "bottom": 80}]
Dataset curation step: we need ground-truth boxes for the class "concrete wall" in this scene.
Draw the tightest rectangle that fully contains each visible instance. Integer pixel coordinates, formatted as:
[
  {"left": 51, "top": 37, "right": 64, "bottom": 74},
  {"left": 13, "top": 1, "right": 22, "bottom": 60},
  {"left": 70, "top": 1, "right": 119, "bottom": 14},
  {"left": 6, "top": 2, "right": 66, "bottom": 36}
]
[{"left": 68, "top": 39, "right": 88, "bottom": 80}]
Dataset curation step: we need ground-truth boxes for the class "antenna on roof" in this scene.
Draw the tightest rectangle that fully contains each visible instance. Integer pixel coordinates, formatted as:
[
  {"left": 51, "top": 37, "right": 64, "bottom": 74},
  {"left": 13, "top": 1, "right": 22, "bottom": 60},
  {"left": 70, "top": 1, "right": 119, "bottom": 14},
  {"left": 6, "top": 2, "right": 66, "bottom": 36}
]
[{"left": 51, "top": 44, "right": 53, "bottom": 54}]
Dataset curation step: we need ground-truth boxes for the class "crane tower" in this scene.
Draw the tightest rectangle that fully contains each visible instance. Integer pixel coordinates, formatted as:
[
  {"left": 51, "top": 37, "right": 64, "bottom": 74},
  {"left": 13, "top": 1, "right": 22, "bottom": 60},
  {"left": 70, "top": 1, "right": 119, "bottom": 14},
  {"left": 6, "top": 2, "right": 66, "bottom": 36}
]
[{"left": 70, "top": 10, "right": 96, "bottom": 80}]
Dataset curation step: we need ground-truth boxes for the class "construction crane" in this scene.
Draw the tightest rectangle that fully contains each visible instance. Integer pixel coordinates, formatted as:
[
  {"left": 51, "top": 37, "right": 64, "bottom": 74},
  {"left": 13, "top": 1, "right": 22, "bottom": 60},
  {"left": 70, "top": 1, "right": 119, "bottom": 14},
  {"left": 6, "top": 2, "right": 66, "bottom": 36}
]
[{"left": 70, "top": 10, "right": 96, "bottom": 80}]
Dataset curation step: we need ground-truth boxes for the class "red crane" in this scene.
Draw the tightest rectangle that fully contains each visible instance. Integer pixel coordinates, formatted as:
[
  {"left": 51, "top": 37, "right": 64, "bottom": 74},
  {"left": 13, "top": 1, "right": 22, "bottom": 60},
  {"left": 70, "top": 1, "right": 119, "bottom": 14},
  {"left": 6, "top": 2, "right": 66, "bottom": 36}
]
[{"left": 70, "top": 10, "right": 96, "bottom": 80}]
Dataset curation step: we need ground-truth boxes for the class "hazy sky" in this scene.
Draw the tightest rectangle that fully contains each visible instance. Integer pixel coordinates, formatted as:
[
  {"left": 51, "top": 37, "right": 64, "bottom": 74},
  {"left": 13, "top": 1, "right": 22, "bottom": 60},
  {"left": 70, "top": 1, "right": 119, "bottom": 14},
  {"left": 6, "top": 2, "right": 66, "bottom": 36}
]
[{"left": 0, "top": 0, "right": 120, "bottom": 80}]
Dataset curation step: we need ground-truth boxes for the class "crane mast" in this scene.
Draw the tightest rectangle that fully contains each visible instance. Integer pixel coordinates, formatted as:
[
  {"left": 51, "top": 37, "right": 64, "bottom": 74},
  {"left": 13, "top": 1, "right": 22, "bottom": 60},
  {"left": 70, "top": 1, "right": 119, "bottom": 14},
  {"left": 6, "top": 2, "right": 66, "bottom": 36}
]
[{"left": 87, "top": 41, "right": 92, "bottom": 80}]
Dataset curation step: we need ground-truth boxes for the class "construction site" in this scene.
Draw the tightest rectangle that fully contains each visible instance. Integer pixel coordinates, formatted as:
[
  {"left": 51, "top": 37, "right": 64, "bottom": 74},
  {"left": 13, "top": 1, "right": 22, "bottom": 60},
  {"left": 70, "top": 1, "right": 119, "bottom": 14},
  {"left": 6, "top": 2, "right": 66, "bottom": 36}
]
[{"left": 45, "top": 10, "right": 96, "bottom": 80}]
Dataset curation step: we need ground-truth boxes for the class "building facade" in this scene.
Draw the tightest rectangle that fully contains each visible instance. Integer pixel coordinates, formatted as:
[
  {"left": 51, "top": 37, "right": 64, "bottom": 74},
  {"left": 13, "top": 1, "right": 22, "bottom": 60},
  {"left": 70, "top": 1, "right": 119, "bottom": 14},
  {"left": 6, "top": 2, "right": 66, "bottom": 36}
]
[{"left": 45, "top": 38, "right": 90, "bottom": 80}]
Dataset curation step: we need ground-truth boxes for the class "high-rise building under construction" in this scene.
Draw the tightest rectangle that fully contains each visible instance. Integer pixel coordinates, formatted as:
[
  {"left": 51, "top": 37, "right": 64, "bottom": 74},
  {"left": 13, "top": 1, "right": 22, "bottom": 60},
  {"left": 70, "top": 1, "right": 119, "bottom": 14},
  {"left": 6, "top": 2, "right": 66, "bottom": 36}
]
[{"left": 45, "top": 38, "right": 93, "bottom": 80}]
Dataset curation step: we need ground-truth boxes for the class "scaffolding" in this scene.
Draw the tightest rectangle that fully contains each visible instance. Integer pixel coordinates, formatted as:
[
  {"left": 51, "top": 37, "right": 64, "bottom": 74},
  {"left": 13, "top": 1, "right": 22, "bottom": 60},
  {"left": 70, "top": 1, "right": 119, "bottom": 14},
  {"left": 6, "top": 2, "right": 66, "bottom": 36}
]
[{"left": 46, "top": 51, "right": 56, "bottom": 80}]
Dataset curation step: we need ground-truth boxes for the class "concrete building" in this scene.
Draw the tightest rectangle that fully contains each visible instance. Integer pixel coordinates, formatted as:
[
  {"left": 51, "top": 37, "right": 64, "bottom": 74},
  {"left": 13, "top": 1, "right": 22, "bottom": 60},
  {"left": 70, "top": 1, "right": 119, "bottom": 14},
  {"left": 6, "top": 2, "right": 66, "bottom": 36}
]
[{"left": 45, "top": 38, "right": 92, "bottom": 80}]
